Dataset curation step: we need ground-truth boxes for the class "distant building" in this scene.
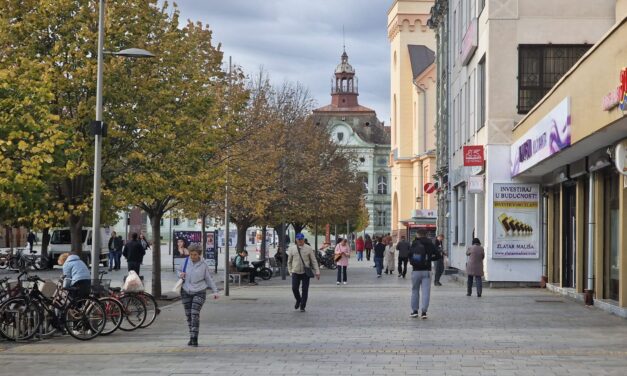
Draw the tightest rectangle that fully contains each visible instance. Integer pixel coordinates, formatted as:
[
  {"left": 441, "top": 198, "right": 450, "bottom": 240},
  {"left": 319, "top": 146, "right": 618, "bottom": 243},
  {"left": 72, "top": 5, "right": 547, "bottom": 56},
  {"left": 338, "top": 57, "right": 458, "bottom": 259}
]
[{"left": 313, "top": 50, "right": 391, "bottom": 237}]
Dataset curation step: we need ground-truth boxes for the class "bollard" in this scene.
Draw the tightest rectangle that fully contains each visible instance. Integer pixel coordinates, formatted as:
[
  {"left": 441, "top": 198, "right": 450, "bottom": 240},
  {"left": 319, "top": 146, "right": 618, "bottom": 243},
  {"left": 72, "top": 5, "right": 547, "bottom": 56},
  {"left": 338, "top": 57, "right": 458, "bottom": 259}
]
[{"left": 584, "top": 289, "right": 594, "bottom": 306}]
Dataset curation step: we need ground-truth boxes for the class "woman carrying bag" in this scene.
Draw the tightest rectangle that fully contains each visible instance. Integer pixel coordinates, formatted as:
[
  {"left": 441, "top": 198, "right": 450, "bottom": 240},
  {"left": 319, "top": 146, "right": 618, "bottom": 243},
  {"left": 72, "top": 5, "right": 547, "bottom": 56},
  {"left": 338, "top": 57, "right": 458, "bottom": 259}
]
[{"left": 178, "top": 244, "right": 219, "bottom": 347}]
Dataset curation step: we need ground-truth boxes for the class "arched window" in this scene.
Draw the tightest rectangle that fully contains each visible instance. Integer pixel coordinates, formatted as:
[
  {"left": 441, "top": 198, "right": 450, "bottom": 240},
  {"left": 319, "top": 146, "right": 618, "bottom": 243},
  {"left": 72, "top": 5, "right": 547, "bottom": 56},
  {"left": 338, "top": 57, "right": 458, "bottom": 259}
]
[
  {"left": 360, "top": 174, "right": 369, "bottom": 193},
  {"left": 377, "top": 175, "right": 388, "bottom": 195}
]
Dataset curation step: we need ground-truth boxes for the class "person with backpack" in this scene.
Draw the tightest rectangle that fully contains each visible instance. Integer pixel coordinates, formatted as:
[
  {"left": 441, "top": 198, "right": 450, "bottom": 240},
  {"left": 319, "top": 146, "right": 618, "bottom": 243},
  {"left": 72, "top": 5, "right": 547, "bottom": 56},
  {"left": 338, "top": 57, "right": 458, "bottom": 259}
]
[{"left": 408, "top": 230, "right": 440, "bottom": 319}]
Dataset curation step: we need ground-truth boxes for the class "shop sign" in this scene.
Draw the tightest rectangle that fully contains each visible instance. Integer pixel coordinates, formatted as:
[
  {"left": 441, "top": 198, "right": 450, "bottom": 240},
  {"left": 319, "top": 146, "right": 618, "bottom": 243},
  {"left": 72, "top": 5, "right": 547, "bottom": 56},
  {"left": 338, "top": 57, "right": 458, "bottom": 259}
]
[
  {"left": 463, "top": 145, "right": 484, "bottom": 166},
  {"left": 467, "top": 176, "right": 484, "bottom": 193},
  {"left": 615, "top": 139, "right": 627, "bottom": 176},
  {"left": 510, "top": 97, "right": 571, "bottom": 176},
  {"left": 461, "top": 18, "right": 478, "bottom": 66},
  {"left": 412, "top": 209, "right": 437, "bottom": 218},
  {"left": 492, "top": 183, "right": 540, "bottom": 259},
  {"left": 620, "top": 67, "right": 627, "bottom": 111}
]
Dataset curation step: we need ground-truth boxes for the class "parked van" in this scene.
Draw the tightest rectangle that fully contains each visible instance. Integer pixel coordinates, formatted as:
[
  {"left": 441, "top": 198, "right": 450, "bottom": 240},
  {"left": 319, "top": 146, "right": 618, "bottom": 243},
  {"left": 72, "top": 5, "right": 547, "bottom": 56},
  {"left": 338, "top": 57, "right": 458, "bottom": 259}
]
[{"left": 48, "top": 227, "right": 111, "bottom": 268}]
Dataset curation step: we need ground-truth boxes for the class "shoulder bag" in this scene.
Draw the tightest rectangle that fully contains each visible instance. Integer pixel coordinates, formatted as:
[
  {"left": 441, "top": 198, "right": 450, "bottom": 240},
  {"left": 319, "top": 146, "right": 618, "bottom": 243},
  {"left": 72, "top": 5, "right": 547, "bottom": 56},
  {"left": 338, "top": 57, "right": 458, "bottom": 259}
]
[
  {"left": 172, "top": 257, "right": 189, "bottom": 294},
  {"left": 296, "top": 244, "right": 315, "bottom": 278}
]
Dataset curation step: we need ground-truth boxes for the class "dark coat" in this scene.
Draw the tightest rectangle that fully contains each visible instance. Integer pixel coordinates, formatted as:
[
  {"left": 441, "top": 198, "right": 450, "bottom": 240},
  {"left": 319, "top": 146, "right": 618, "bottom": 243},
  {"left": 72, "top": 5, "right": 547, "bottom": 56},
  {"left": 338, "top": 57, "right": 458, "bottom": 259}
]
[
  {"left": 373, "top": 242, "right": 386, "bottom": 258},
  {"left": 410, "top": 237, "right": 437, "bottom": 271},
  {"left": 123, "top": 240, "right": 145, "bottom": 263},
  {"left": 395, "top": 240, "right": 410, "bottom": 258},
  {"left": 466, "top": 245, "right": 485, "bottom": 276}
]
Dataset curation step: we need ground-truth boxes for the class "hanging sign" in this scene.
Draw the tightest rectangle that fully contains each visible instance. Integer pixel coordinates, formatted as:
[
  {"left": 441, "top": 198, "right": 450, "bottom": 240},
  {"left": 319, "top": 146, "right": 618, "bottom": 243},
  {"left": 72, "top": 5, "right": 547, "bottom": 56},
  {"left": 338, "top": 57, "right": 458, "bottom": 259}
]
[
  {"left": 615, "top": 139, "right": 627, "bottom": 176},
  {"left": 463, "top": 145, "right": 484, "bottom": 166}
]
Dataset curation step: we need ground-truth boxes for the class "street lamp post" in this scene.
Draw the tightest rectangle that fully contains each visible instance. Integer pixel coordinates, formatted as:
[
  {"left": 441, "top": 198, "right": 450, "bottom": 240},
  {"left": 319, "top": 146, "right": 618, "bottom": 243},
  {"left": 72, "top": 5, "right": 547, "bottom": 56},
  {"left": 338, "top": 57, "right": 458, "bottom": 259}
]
[{"left": 91, "top": 0, "right": 154, "bottom": 281}]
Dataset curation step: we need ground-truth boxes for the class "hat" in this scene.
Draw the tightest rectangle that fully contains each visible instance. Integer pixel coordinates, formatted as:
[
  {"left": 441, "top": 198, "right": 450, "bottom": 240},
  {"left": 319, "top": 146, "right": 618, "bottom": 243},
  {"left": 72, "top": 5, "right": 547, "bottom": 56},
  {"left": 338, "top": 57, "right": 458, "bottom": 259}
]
[{"left": 295, "top": 233, "right": 305, "bottom": 240}]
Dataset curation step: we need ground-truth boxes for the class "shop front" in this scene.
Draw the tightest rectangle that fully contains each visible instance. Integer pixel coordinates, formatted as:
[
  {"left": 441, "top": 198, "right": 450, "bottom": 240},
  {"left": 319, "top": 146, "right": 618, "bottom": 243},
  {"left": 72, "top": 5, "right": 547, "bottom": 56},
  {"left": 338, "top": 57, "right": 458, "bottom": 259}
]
[{"left": 511, "top": 17, "right": 627, "bottom": 316}]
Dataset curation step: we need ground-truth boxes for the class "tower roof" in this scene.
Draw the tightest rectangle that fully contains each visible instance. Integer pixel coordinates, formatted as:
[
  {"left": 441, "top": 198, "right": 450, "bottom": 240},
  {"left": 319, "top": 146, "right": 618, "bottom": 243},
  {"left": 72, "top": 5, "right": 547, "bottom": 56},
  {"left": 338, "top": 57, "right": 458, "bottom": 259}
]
[{"left": 335, "top": 51, "right": 355, "bottom": 74}]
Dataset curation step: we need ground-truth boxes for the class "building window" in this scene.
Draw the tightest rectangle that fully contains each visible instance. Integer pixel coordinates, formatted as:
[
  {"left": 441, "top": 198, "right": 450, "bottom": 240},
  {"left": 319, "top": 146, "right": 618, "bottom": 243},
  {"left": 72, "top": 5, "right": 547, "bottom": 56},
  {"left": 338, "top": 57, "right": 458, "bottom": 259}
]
[
  {"left": 337, "top": 132, "right": 344, "bottom": 141},
  {"left": 478, "top": 56, "right": 486, "bottom": 130},
  {"left": 360, "top": 174, "right": 369, "bottom": 193},
  {"left": 518, "top": 44, "right": 589, "bottom": 114},
  {"left": 377, "top": 210, "right": 387, "bottom": 227},
  {"left": 173, "top": 218, "right": 180, "bottom": 226},
  {"left": 377, "top": 175, "right": 388, "bottom": 195}
]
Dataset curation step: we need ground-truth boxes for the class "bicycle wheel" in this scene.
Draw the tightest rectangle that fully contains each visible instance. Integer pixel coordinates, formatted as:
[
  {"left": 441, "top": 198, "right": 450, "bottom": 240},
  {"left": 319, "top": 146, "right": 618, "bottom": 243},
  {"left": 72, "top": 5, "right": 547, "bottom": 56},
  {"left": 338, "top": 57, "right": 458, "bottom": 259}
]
[
  {"left": 64, "top": 298, "right": 106, "bottom": 341},
  {"left": 136, "top": 292, "right": 159, "bottom": 328},
  {"left": 33, "top": 256, "right": 47, "bottom": 271},
  {"left": 118, "top": 295, "right": 146, "bottom": 331},
  {"left": 98, "top": 297, "right": 123, "bottom": 336},
  {"left": 39, "top": 307, "right": 61, "bottom": 337},
  {"left": 0, "top": 256, "right": 8, "bottom": 269},
  {"left": 0, "top": 297, "right": 42, "bottom": 341}
]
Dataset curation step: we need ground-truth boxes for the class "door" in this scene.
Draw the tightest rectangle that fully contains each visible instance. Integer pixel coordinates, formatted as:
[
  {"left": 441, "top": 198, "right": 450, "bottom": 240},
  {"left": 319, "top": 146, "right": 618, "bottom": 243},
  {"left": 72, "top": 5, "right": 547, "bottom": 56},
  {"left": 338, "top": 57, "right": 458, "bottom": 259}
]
[
  {"left": 603, "top": 170, "right": 619, "bottom": 301},
  {"left": 562, "top": 183, "right": 576, "bottom": 288}
]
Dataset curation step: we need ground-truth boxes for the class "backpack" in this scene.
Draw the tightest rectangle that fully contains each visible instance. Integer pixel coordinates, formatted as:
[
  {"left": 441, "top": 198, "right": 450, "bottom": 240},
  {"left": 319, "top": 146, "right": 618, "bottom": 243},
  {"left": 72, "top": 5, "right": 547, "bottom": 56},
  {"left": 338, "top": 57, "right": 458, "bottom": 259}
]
[{"left": 409, "top": 240, "right": 430, "bottom": 269}]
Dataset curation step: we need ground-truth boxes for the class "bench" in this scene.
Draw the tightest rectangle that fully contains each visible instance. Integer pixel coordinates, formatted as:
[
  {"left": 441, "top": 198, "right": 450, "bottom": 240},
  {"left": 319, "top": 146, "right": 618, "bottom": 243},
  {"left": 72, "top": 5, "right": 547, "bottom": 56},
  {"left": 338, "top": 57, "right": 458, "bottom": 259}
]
[{"left": 228, "top": 263, "right": 249, "bottom": 286}]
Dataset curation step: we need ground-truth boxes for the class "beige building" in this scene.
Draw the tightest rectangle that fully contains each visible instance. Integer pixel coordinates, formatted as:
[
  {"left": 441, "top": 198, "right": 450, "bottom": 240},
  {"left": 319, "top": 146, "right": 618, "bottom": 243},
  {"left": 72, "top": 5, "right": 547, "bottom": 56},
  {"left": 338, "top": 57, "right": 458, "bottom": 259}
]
[
  {"left": 512, "top": 5, "right": 627, "bottom": 316},
  {"left": 388, "top": 0, "right": 438, "bottom": 240}
]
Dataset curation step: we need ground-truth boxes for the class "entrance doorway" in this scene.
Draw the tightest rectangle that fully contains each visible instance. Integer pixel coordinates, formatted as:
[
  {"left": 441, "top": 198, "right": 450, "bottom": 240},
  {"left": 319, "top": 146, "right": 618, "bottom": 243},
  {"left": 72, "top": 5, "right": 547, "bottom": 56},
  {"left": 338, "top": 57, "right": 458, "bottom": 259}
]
[
  {"left": 562, "top": 183, "right": 576, "bottom": 288},
  {"left": 603, "top": 169, "right": 619, "bottom": 301}
]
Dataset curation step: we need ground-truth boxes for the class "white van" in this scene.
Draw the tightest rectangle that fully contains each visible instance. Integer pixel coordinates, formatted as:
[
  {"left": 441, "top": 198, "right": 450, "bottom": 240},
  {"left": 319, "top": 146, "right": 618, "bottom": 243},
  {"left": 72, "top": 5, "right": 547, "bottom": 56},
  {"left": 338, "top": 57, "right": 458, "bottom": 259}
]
[{"left": 48, "top": 227, "right": 111, "bottom": 268}]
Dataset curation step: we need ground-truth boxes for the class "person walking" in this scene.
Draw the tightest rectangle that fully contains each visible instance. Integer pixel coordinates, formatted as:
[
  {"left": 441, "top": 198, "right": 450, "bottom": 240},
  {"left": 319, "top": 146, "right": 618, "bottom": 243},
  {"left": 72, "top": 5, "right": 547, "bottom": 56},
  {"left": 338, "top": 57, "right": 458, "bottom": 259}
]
[
  {"left": 466, "top": 238, "right": 485, "bottom": 297},
  {"left": 139, "top": 233, "right": 151, "bottom": 252},
  {"left": 334, "top": 238, "right": 350, "bottom": 285},
  {"left": 113, "top": 235, "right": 124, "bottom": 270},
  {"left": 178, "top": 245, "right": 219, "bottom": 347},
  {"left": 396, "top": 235, "right": 410, "bottom": 279},
  {"left": 384, "top": 236, "right": 395, "bottom": 275},
  {"left": 355, "top": 236, "right": 364, "bottom": 261},
  {"left": 107, "top": 231, "right": 117, "bottom": 271},
  {"left": 123, "top": 233, "right": 145, "bottom": 274},
  {"left": 364, "top": 234, "right": 373, "bottom": 262},
  {"left": 27, "top": 230, "right": 36, "bottom": 253},
  {"left": 287, "top": 233, "right": 320, "bottom": 312},
  {"left": 373, "top": 237, "right": 386, "bottom": 278},
  {"left": 408, "top": 230, "right": 438, "bottom": 319},
  {"left": 433, "top": 234, "right": 447, "bottom": 286}
]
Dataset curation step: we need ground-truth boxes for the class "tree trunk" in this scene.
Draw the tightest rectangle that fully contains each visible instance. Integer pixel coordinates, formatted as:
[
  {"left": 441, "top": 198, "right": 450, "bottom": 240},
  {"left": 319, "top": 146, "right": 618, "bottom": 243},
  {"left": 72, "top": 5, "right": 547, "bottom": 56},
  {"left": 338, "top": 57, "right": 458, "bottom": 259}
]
[
  {"left": 260, "top": 225, "right": 267, "bottom": 260},
  {"left": 235, "top": 222, "right": 248, "bottom": 253},
  {"left": 68, "top": 214, "right": 85, "bottom": 261},
  {"left": 41, "top": 228, "right": 50, "bottom": 267},
  {"left": 292, "top": 222, "right": 305, "bottom": 234},
  {"left": 150, "top": 214, "right": 162, "bottom": 298}
]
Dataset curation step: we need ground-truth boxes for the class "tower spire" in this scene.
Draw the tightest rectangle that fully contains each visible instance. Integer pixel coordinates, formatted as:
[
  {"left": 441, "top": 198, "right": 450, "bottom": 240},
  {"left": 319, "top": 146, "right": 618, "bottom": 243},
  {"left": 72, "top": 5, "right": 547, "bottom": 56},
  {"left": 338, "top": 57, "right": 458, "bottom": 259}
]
[{"left": 342, "top": 25, "right": 346, "bottom": 52}]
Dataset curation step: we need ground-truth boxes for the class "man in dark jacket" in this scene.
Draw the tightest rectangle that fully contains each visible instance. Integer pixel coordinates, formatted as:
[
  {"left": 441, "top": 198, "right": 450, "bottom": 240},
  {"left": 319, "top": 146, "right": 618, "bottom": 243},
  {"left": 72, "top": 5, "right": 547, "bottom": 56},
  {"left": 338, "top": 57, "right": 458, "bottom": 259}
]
[
  {"left": 123, "top": 232, "right": 145, "bottom": 274},
  {"left": 395, "top": 235, "right": 411, "bottom": 279},
  {"left": 408, "top": 230, "right": 438, "bottom": 319},
  {"left": 113, "top": 235, "right": 124, "bottom": 270},
  {"left": 433, "top": 234, "right": 446, "bottom": 286}
]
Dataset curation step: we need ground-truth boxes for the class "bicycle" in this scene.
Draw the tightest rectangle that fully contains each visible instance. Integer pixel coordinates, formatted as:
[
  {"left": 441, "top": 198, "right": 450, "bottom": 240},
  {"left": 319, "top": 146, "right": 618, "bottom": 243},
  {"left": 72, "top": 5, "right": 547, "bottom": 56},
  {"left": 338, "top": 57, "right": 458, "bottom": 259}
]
[
  {"left": 0, "top": 274, "right": 107, "bottom": 341},
  {"left": 95, "top": 271, "right": 147, "bottom": 331}
]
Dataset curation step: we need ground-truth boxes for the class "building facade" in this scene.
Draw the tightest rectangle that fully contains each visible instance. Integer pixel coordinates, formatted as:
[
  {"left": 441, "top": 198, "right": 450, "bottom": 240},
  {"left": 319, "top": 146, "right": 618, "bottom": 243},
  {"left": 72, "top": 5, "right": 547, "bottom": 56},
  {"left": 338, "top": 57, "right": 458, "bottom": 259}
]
[
  {"left": 388, "top": 0, "right": 438, "bottom": 241},
  {"left": 433, "top": 0, "right": 617, "bottom": 283},
  {"left": 312, "top": 51, "right": 391, "bottom": 237},
  {"left": 512, "top": 5, "right": 627, "bottom": 315}
]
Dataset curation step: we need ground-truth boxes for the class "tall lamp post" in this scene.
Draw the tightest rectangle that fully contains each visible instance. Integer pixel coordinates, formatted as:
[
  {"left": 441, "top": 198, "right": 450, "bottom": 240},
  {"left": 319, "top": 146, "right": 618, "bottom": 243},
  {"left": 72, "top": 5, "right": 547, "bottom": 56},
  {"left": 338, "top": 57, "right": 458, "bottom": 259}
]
[{"left": 91, "top": 0, "right": 154, "bottom": 280}]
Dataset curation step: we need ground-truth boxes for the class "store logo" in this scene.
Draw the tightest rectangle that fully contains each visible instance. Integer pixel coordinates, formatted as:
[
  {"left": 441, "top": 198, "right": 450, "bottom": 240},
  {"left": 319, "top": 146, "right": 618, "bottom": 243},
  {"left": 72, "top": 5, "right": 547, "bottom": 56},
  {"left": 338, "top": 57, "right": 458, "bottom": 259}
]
[
  {"left": 463, "top": 145, "right": 484, "bottom": 166},
  {"left": 619, "top": 67, "right": 627, "bottom": 111}
]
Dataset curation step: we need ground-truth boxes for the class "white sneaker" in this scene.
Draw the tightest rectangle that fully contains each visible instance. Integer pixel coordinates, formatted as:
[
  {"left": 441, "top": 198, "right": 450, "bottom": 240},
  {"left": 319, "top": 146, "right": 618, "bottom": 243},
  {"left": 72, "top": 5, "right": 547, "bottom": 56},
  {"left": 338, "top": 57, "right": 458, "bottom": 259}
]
[
  {"left": 336, "top": 282, "right": 340, "bottom": 285},
  {"left": 343, "top": 282, "right": 347, "bottom": 285}
]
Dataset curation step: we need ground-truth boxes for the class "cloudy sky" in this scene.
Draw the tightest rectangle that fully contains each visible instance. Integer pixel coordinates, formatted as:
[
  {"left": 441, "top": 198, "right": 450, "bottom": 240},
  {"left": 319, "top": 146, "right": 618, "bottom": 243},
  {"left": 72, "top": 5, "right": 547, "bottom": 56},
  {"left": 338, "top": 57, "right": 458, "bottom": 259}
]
[{"left": 173, "top": 0, "right": 392, "bottom": 123}]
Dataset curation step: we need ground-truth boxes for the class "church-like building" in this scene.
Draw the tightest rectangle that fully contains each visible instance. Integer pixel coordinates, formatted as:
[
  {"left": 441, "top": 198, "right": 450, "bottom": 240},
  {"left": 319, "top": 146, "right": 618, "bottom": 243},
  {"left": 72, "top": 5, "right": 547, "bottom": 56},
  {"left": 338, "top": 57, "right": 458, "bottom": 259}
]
[{"left": 312, "top": 50, "right": 391, "bottom": 237}]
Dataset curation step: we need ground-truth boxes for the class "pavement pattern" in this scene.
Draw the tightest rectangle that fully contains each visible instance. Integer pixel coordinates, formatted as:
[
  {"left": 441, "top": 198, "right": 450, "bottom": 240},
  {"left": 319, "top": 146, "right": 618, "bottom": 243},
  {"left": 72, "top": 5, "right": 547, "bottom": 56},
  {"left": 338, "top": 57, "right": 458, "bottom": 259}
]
[{"left": 1, "top": 259, "right": 626, "bottom": 375}]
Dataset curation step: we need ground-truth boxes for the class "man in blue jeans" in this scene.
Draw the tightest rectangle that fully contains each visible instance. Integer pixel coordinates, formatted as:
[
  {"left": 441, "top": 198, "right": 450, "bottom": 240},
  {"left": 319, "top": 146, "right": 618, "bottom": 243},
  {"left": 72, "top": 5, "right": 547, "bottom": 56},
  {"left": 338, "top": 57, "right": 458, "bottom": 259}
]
[
  {"left": 408, "top": 230, "right": 439, "bottom": 319},
  {"left": 373, "top": 237, "right": 386, "bottom": 277}
]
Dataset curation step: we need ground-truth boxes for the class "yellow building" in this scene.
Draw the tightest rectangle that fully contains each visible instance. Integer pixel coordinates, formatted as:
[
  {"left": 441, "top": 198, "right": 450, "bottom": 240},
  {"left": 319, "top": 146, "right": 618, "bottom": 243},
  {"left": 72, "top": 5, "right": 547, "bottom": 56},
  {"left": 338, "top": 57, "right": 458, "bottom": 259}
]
[
  {"left": 512, "top": 7, "right": 627, "bottom": 316},
  {"left": 387, "top": 0, "right": 438, "bottom": 240}
]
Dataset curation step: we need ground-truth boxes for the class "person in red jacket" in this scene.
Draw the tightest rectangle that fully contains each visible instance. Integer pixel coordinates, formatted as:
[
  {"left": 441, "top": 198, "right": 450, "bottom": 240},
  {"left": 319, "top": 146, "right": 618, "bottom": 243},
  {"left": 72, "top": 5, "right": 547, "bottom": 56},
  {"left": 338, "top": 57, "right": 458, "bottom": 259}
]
[{"left": 355, "top": 236, "right": 365, "bottom": 261}]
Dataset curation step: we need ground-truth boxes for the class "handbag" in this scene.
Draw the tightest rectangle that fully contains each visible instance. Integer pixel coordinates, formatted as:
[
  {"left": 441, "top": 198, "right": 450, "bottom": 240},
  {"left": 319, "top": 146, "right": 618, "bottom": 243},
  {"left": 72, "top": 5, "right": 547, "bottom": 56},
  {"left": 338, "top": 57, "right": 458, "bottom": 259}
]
[
  {"left": 172, "top": 257, "right": 189, "bottom": 294},
  {"left": 333, "top": 253, "right": 342, "bottom": 262},
  {"left": 296, "top": 244, "right": 315, "bottom": 278}
]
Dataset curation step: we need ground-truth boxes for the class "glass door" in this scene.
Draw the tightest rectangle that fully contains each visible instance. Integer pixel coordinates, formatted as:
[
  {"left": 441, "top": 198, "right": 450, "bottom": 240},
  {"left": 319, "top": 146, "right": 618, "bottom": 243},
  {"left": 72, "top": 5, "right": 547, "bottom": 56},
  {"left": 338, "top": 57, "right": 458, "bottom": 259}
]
[
  {"left": 603, "top": 169, "right": 619, "bottom": 301},
  {"left": 562, "top": 183, "right": 576, "bottom": 288}
]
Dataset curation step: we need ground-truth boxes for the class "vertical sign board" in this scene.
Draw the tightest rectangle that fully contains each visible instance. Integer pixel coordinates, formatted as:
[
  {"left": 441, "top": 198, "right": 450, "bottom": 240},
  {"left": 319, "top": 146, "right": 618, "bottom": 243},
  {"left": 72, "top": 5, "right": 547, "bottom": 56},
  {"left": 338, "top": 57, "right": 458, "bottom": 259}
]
[
  {"left": 492, "top": 183, "right": 540, "bottom": 259},
  {"left": 204, "top": 231, "right": 217, "bottom": 268},
  {"left": 172, "top": 230, "right": 202, "bottom": 270}
]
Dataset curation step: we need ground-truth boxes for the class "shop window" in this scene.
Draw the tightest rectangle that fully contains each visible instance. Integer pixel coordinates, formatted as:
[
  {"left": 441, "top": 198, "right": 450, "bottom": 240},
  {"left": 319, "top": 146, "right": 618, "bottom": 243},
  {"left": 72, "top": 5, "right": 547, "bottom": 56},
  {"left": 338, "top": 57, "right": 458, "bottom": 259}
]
[
  {"left": 518, "top": 44, "right": 590, "bottom": 114},
  {"left": 603, "top": 169, "right": 620, "bottom": 301}
]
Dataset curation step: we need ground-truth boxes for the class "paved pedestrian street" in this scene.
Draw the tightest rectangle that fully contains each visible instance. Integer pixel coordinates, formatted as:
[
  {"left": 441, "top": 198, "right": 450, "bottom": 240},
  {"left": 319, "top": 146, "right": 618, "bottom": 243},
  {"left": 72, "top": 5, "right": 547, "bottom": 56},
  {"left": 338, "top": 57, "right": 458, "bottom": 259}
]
[{"left": 1, "top": 262, "right": 626, "bottom": 376}]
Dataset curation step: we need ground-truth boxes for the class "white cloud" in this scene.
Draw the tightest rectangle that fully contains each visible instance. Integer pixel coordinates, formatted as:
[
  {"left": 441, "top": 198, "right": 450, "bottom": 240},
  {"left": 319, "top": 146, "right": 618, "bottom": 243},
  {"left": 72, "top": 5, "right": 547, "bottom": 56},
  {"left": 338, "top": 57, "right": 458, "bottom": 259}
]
[{"left": 172, "top": 0, "right": 391, "bottom": 122}]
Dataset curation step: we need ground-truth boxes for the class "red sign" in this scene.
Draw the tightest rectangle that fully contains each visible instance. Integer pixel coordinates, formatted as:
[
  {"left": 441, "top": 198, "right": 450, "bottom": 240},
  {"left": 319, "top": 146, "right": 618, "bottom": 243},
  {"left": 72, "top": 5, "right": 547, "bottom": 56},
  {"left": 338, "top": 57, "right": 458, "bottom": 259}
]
[
  {"left": 463, "top": 145, "right": 484, "bottom": 166},
  {"left": 620, "top": 67, "right": 627, "bottom": 111},
  {"left": 424, "top": 183, "right": 436, "bottom": 194}
]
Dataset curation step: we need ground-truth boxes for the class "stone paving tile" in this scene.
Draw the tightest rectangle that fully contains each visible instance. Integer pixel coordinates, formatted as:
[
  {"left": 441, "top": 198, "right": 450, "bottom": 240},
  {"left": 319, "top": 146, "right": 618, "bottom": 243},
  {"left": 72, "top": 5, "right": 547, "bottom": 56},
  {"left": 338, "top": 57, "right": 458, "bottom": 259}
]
[{"left": 1, "top": 262, "right": 626, "bottom": 375}]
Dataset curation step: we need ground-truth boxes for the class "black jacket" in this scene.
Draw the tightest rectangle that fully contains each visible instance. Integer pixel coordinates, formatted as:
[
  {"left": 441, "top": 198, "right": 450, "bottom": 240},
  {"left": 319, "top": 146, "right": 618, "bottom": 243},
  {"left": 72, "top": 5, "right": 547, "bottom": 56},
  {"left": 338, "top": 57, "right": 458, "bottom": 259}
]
[
  {"left": 373, "top": 242, "right": 386, "bottom": 258},
  {"left": 409, "top": 237, "right": 437, "bottom": 271},
  {"left": 123, "top": 240, "right": 145, "bottom": 263},
  {"left": 396, "top": 240, "right": 410, "bottom": 258},
  {"left": 113, "top": 237, "right": 124, "bottom": 252}
]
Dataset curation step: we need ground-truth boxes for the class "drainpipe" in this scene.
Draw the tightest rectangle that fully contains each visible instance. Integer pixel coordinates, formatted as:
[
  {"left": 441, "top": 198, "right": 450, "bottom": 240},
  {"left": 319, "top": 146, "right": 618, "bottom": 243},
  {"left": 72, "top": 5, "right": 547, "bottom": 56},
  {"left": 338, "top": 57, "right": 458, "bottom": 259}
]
[
  {"left": 541, "top": 193, "right": 548, "bottom": 287},
  {"left": 584, "top": 171, "right": 595, "bottom": 305}
]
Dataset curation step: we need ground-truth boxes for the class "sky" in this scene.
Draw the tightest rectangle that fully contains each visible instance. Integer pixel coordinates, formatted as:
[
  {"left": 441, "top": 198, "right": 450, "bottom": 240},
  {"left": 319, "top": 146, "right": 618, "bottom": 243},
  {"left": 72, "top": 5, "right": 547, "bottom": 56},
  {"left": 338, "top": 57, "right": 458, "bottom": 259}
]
[{"left": 173, "top": 0, "right": 392, "bottom": 123}]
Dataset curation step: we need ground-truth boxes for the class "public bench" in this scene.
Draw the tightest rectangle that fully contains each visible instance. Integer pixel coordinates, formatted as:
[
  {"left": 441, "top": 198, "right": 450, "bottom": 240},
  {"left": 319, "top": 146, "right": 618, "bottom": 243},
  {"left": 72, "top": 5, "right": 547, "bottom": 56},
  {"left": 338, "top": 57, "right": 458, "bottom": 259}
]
[{"left": 228, "top": 262, "right": 249, "bottom": 286}]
